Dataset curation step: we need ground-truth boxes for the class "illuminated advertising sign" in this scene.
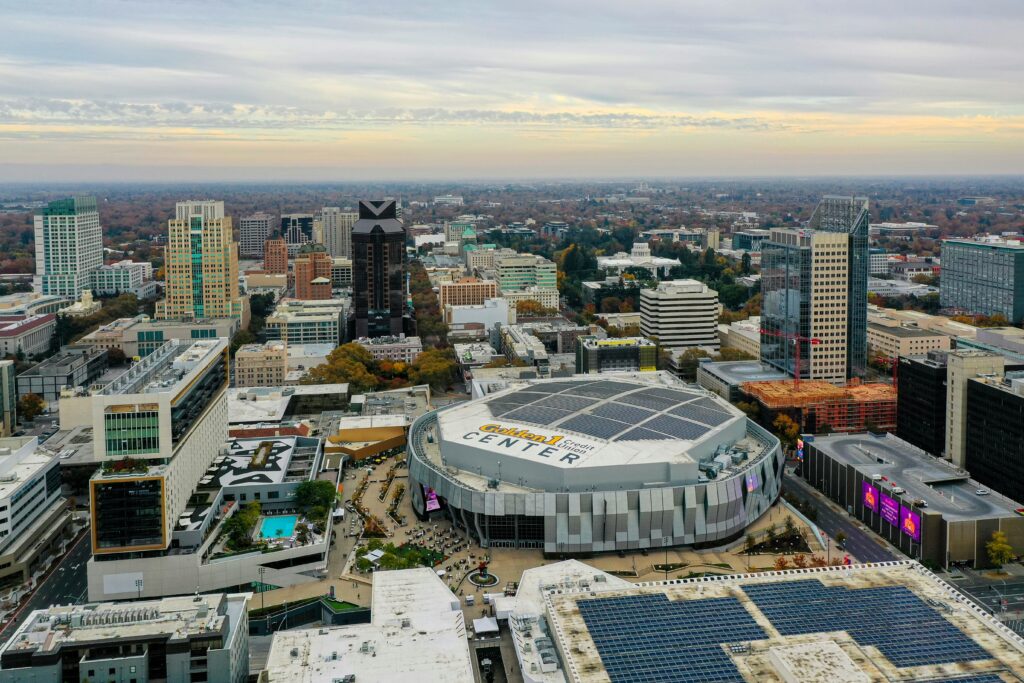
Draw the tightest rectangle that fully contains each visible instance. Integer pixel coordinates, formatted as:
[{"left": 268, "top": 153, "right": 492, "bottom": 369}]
[
  {"left": 880, "top": 492, "right": 900, "bottom": 526},
  {"left": 900, "top": 505, "right": 921, "bottom": 542},
  {"left": 796, "top": 438, "right": 804, "bottom": 461},
  {"left": 425, "top": 487, "right": 441, "bottom": 512},
  {"left": 746, "top": 472, "right": 759, "bottom": 493},
  {"left": 862, "top": 481, "right": 880, "bottom": 513}
]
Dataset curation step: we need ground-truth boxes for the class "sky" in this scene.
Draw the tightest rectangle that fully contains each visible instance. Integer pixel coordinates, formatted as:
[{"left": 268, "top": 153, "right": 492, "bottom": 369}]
[{"left": 1, "top": 0, "right": 1023, "bottom": 181}]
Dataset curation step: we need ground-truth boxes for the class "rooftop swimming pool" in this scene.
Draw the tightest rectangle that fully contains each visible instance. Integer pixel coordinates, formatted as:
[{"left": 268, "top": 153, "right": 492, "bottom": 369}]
[{"left": 259, "top": 514, "right": 299, "bottom": 539}]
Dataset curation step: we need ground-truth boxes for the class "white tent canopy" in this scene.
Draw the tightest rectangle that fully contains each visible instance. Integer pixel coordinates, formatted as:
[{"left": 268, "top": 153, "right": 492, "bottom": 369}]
[{"left": 472, "top": 616, "right": 499, "bottom": 635}]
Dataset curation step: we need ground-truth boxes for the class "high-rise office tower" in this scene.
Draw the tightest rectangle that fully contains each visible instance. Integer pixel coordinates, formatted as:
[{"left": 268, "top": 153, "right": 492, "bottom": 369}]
[
  {"left": 0, "top": 360, "right": 15, "bottom": 437},
  {"left": 321, "top": 207, "right": 358, "bottom": 259},
  {"left": 239, "top": 212, "right": 276, "bottom": 258},
  {"left": 760, "top": 228, "right": 850, "bottom": 384},
  {"left": 33, "top": 196, "right": 103, "bottom": 298},
  {"left": 293, "top": 243, "right": 333, "bottom": 300},
  {"left": 351, "top": 200, "right": 406, "bottom": 338},
  {"left": 154, "top": 200, "right": 243, "bottom": 321},
  {"left": 263, "top": 235, "right": 288, "bottom": 275},
  {"left": 639, "top": 280, "right": 719, "bottom": 350},
  {"left": 281, "top": 214, "right": 314, "bottom": 255},
  {"left": 809, "top": 195, "right": 869, "bottom": 379},
  {"left": 760, "top": 196, "right": 869, "bottom": 383}
]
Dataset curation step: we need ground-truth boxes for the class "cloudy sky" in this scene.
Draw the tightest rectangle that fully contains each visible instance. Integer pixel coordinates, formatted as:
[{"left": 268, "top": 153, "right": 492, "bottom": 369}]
[{"left": 1, "top": 0, "right": 1022, "bottom": 181}]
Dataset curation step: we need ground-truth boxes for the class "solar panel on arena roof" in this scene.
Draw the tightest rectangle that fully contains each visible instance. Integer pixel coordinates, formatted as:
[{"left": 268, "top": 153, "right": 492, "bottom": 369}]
[{"left": 560, "top": 415, "right": 630, "bottom": 440}]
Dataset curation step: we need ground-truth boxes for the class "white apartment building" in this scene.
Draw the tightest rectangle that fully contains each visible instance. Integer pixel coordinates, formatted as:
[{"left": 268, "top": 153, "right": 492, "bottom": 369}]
[
  {"left": 321, "top": 207, "right": 358, "bottom": 259},
  {"left": 89, "top": 260, "right": 154, "bottom": 298},
  {"left": 639, "top": 279, "right": 719, "bottom": 350},
  {"left": 33, "top": 196, "right": 103, "bottom": 298},
  {"left": 239, "top": 212, "right": 276, "bottom": 258},
  {"left": 500, "top": 287, "right": 560, "bottom": 311},
  {"left": 265, "top": 298, "right": 348, "bottom": 345},
  {"left": 718, "top": 316, "right": 761, "bottom": 358}
]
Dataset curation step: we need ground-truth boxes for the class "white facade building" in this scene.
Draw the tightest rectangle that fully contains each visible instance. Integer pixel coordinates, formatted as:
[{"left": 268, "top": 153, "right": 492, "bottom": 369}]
[
  {"left": 33, "top": 196, "right": 103, "bottom": 298},
  {"left": 640, "top": 279, "right": 720, "bottom": 349},
  {"left": 597, "top": 242, "right": 679, "bottom": 277},
  {"left": 320, "top": 207, "right": 358, "bottom": 259},
  {"left": 239, "top": 212, "right": 276, "bottom": 258},
  {"left": 89, "top": 260, "right": 154, "bottom": 297},
  {"left": 355, "top": 335, "right": 424, "bottom": 363}
]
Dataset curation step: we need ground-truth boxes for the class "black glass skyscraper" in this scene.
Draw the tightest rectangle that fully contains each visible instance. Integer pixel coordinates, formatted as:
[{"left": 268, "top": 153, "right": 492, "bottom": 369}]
[{"left": 351, "top": 200, "right": 406, "bottom": 338}]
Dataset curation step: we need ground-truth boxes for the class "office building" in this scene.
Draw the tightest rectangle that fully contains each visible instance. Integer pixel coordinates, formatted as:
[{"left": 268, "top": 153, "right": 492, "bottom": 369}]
[
  {"left": 263, "top": 235, "right": 288, "bottom": 275},
  {"left": 639, "top": 279, "right": 719, "bottom": 350},
  {"left": 761, "top": 228, "right": 851, "bottom": 384},
  {"left": 957, "top": 326, "right": 1024, "bottom": 362},
  {"left": 891, "top": 258, "right": 940, "bottom": 282},
  {"left": 730, "top": 229, "right": 771, "bottom": 252},
  {"left": 0, "top": 362, "right": 14, "bottom": 437},
  {"left": 16, "top": 346, "right": 108, "bottom": 403},
  {"left": 866, "top": 322, "right": 950, "bottom": 359},
  {"left": 89, "top": 260, "right": 155, "bottom": 298},
  {"left": 966, "top": 372, "right": 1024, "bottom": 504},
  {"left": 33, "top": 196, "right": 103, "bottom": 298},
  {"left": 452, "top": 342, "right": 500, "bottom": 380},
  {"left": 234, "top": 340, "right": 287, "bottom": 387},
  {"left": 500, "top": 287, "right": 560, "bottom": 312},
  {"left": 351, "top": 200, "right": 406, "bottom": 338},
  {"left": 744, "top": 380, "right": 897, "bottom": 433},
  {"left": 869, "top": 247, "right": 891, "bottom": 276},
  {"left": 266, "top": 298, "right": 347, "bottom": 345},
  {"left": 717, "top": 316, "right": 761, "bottom": 358},
  {"left": 0, "top": 436, "right": 73, "bottom": 591},
  {"left": 433, "top": 194, "right": 465, "bottom": 206},
  {"left": 896, "top": 353, "right": 950, "bottom": 458},
  {"left": 443, "top": 219, "right": 474, "bottom": 244},
  {"left": 320, "top": 207, "right": 357, "bottom": 259},
  {"left": 330, "top": 257, "right": 353, "bottom": 288},
  {"left": 803, "top": 433, "right": 1024, "bottom": 570},
  {"left": 239, "top": 211, "right": 276, "bottom": 258},
  {"left": 438, "top": 277, "right": 498, "bottom": 309},
  {"left": 0, "top": 315, "right": 55, "bottom": 358},
  {"left": 575, "top": 335, "right": 656, "bottom": 374},
  {"left": 155, "top": 200, "right": 244, "bottom": 321},
  {"left": 262, "top": 569, "right": 472, "bottom": 683},
  {"left": 407, "top": 374, "right": 783, "bottom": 551},
  {"left": 869, "top": 221, "right": 938, "bottom": 238},
  {"left": 945, "top": 349, "right": 1005, "bottom": 468},
  {"left": 465, "top": 245, "right": 516, "bottom": 273},
  {"left": 496, "top": 254, "right": 557, "bottom": 291},
  {"left": 0, "top": 593, "right": 250, "bottom": 683},
  {"left": 55, "top": 339, "right": 229, "bottom": 563},
  {"left": 940, "top": 237, "right": 1024, "bottom": 322},
  {"left": 77, "top": 315, "right": 240, "bottom": 358},
  {"left": 495, "top": 324, "right": 550, "bottom": 374},
  {"left": 280, "top": 213, "right": 314, "bottom": 255},
  {"left": 868, "top": 304, "right": 979, "bottom": 341},
  {"left": 292, "top": 243, "right": 333, "bottom": 300},
  {"left": 354, "top": 335, "right": 423, "bottom": 363},
  {"left": 696, "top": 360, "right": 789, "bottom": 402}
]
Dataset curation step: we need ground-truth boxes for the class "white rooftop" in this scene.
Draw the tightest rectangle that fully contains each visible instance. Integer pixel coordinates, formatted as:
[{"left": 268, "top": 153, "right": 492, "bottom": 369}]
[{"left": 262, "top": 568, "right": 473, "bottom": 682}]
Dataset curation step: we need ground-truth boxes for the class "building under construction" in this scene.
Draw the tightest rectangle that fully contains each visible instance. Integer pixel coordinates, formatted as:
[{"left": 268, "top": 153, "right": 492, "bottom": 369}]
[{"left": 743, "top": 380, "right": 896, "bottom": 433}]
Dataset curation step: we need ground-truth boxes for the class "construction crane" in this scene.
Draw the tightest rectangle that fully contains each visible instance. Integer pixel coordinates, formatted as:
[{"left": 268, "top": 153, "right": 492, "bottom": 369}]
[{"left": 760, "top": 328, "right": 822, "bottom": 389}]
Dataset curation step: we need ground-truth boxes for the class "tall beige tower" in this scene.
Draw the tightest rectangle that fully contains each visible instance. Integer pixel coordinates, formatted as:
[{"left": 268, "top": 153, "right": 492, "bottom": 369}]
[
  {"left": 155, "top": 200, "right": 243, "bottom": 321},
  {"left": 944, "top": 349, "right": 1004, "bottom": 467}
]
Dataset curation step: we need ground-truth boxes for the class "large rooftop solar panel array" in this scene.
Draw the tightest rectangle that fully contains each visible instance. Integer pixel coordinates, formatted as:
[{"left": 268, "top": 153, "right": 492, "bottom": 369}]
[
  {"left": 577, "top": 594, "right": 766, "bottom": 683},
  {"left": 741, "top": 579, "right": 993, "bottom": 669},
  {"left": 482, "top": 380, "right": 738, "bottom": 442}
]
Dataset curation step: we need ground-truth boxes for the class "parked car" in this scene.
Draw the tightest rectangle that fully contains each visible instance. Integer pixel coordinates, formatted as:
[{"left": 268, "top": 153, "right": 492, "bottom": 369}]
[{"left": 976, "top": 489, "right": 990, "bottom": 496}]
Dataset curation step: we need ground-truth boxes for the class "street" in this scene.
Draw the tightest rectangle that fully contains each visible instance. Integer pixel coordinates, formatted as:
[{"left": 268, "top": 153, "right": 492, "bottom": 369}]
[
  {"left": 782, "top": 474, "right": 900, "bottom": 564},
  {"left": 0, "top": 532, "right": 90, "bottom": 641}
]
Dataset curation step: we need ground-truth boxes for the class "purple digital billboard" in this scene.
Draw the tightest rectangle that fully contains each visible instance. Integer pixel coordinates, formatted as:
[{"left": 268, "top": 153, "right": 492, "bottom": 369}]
[
  {"left": 880, "top": 492, "right": 900, "bottom": 526},
  {"left": 862, "top": 481, "right": 880, "bottom": 513},
  {"left": 425, "top": 486, "right": 441, "bottom": 512},
  {"left": 900, "top": 505, "right": 922, "bottom": 542},
  {"left": 745, "top": 472, "right": 759, "bottom": 493}
]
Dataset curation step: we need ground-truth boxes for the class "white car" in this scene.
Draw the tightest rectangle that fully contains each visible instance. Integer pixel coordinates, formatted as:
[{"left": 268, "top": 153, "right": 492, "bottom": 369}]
[{"left": 976, "top": 489, "right": 990, "bottom": 496}]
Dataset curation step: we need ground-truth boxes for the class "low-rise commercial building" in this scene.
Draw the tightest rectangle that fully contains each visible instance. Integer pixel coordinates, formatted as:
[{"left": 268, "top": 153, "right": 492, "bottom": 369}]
[
  {"left": 265, "top": 298, "right": 348, "bottom": 345},
  {"left": 453, "top": 342, "right": 501, "bottom": 381},
  {"left": 496, "top": 324, "right": 549, "bottom": 374},
  {"left": 0, "top": 593, "right": 250, "bottom": 683},
  {"left": 89, "top": 260, "right": 155, "bottom": 298},
  {"left": 717, "top": 316, "right": 761, "bottom": 358},
  {"left": 330, "top": 257, "right": 353, "bottom": 287},
  {"left": 575, "top": 335, "right": 656, "bottom": 374},
  {"left": 867, "top": 304, "right": 979, "bottom": 340},
  {"left": 234, "top": 340, "right": 287, "bottom": 387},
  {"left": 0, "top": 315, "right": 55, "bottom": 358},
  {"left": 500, "top": 287, "right": 560, "bottom": 311},
  {"left": 444, "top": 297, "right": 514, "bottom": 341},
  {"left": 696, "top": 360, "right": 789, "bottom": 402},
  {"left": 354, "top": 335, "right": 423, "bottom": 363},
  {"left": 866, "top": 322, "right": 951, "bottom": 359},
  {"left": 438, "top": 277, "right": 499, "bottom": 309},
  {"left": 16, "top": 346, "right": 108, "bottom": 403},
  {"left": 0, "top": 293, "right": 69, "bottom": 319},
  {"left": 802, "top": 432, "right": 1024, "bottom": 569},
  {"left": 77, "top": 315, "right": 240, "bottom": 358}
]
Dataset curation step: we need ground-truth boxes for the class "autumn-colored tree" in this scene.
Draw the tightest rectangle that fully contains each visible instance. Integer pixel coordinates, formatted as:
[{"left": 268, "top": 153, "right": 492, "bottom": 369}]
[
  {"left": 515, "top": 299, "right": 556, "bottom": 317},
  {"left": 773, "top": 557, "right": 790, "bottom": 571},
  {"left": 717, "top": 347, "right": 755, "bottom": 362},
  {"left": 303, "top": 343, "right": 381, "bottom": 393},
  {"left": 772, "top": 413, "right": 801, "bottom": 448},
  {"left": 17, "top": 393, "right": 45, "bottom": 422},
  {"left": 792, "top": 554, "right": 808, "bottom": 568},
  {"left": 986, "top": 530, "right": 1015, "bottom": 568},
  {"left": 409, "top": 348, "right": 457, "bottom": 390}
]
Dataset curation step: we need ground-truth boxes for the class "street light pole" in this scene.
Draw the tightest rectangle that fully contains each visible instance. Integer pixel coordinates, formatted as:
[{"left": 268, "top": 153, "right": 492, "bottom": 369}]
[{"left": 258, "top": 566, "right": 266, "bottom": 612}]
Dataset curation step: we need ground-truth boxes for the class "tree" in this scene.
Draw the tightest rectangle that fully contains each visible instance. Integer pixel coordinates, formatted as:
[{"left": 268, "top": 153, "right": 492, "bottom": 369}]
[
  {"left": 303, "top": 343, "right": 381, "bottom": 392},
  {"left": 835, "top": 531, "right": 847, "bottom": 547},
  {"left": 745, "top": 533, "right": 757, "bottom": 555},
  {"left": 765, "top": 524, "right": 778, "bottom": 548},
  {"left": 674, "top": 347, "right": 710, "bottom": 381},
  {"left": 735, "top": 401, "right": 759, "bottom": 419},
  {"left": 295, "top": 480, "right": 337, "bottom": 513},
  {"left": 106, "top": 347, "right": 127, "bottom": 366},
  {"left": 249, "top": 292, "right": 276, "bottom": 319},
  {"left": 229, "top": 328, "right": 256, "bottom": 356},
  {"left": 515, "top": 299, "right": 556, "bottom": 317},
  {"left": 792, "top": 554, "right": 808, "bottom": 568},
  {"left": 717, "top": 347, "right": 755, "bottom": 362},
  {"left": 772, "top": 413, "right": 801, "bottom": 447},
  {"left": 783, "top": 516, "right": 796, "bottom": 538},
  {"left": 409, "top": 348, "right": 457, "bottom": 390},
  {"left": 986, "top": 530, "right": 1015, "bottom": 568},
  {"left": 773, "top": 557, "right": 790, "bottom": 571},
  {"left": 17, "top": 393, "right": 45, "bottom": 422}
]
